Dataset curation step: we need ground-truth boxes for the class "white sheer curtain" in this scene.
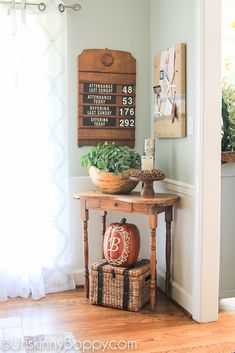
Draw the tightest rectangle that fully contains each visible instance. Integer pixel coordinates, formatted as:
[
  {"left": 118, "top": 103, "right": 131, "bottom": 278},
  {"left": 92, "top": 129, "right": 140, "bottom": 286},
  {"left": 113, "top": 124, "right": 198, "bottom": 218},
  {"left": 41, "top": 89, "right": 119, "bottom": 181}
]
[{"left": 0, "top": 0, "right": 75, "bottom": 301}]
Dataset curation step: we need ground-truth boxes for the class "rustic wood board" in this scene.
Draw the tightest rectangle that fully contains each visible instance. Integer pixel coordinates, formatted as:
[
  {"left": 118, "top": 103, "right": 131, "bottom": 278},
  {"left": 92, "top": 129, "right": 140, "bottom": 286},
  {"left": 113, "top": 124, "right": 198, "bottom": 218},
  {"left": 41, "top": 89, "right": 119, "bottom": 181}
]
[
  {"left": 78, "top": 49, "right": 136, "bottom": 147},
  {"left": 153, "top": 43, "right": 186, "bottom": 138}
]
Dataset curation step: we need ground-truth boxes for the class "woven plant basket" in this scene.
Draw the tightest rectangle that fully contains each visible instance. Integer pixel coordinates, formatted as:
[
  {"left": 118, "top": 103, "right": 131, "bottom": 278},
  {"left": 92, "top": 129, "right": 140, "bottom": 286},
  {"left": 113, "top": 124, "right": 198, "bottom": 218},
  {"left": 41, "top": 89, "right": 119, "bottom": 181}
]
[
  {"left": 89, "top": 166, "right": 138, "bottom": 194},
  {"left": 221, "top": 151, "right": 235, "bottom": 164},
  {"left": 90, "top": 259, "right": 150, "bottom": 312}
]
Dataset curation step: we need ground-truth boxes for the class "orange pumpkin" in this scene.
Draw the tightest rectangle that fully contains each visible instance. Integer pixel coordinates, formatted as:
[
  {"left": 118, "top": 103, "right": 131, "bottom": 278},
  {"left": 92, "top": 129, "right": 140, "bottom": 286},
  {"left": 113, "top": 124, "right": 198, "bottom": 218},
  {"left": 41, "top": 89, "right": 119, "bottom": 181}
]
[{"left": 103, "top": 218, "right": 140, "bottom": 267}]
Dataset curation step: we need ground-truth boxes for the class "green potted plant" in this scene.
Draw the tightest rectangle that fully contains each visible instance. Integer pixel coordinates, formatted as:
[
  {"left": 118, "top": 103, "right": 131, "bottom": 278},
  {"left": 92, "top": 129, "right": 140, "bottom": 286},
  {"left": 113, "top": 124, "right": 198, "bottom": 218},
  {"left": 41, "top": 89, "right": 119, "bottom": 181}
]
[
  {"left": 221, "top": 82, "right": 235, "bottom": 163},
  {"left": 81, "top": 142, "right": 141, "bottom": 194}
]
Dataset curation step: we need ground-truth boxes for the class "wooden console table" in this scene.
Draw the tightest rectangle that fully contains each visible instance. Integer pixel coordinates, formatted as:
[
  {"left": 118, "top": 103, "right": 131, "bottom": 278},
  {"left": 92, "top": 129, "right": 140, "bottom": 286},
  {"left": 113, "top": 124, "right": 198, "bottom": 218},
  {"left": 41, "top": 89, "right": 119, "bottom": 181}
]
[{"left": 74, "top": 190, "right": 178, "bottom": 310}]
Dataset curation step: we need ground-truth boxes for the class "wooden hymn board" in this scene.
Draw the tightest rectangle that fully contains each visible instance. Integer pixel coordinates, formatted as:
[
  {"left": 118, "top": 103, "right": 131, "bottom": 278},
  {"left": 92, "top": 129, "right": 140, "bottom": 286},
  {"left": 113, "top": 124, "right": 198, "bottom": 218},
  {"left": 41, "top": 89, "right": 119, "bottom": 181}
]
[{"left": 78, "top": 49, "right": 136, "bottom": 147}]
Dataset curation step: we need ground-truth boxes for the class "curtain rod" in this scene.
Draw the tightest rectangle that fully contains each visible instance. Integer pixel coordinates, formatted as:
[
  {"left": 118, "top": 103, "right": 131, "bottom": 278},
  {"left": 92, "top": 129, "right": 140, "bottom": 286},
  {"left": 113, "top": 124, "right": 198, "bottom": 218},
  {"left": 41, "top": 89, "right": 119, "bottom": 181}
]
[{"left": 0, "top": 1, "right": 81, "bottom": 12}]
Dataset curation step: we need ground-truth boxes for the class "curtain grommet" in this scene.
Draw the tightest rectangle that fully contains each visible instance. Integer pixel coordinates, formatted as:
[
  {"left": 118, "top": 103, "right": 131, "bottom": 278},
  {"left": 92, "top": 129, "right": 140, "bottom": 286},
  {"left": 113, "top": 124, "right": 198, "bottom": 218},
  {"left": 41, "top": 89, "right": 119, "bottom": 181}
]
[
  {"left": 58, "top": 3, "right": 65, "bottom": 12},
  {"left": 38, "top": 2, "right": 46, "bottom": 11}
]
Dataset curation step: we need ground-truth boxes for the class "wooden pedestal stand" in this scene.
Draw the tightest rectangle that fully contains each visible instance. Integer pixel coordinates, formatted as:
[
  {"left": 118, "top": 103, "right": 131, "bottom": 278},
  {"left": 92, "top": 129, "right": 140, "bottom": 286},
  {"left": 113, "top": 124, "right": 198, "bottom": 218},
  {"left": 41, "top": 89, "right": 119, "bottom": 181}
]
[{"left": 130, "top": 176, "right": 165, "bottom": 198}]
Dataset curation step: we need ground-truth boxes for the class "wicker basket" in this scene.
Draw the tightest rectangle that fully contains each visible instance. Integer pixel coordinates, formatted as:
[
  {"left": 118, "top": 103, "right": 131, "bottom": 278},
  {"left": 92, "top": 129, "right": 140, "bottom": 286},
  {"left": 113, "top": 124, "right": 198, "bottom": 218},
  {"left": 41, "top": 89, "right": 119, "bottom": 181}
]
[
  {"left": 90, "top": 259, "right": 150, "bottom": 312},
  {"left": 88, "top": 166, "right": 138, "bottom": 194}
]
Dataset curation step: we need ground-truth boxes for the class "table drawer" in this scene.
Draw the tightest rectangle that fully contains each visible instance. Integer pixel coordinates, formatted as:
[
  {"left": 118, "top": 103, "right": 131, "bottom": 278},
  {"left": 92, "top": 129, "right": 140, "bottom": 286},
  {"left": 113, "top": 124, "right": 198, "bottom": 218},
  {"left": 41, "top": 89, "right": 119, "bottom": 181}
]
[
  {"left": 86, "top": 199, "right": 100, "bottom": 209},
  {"left": 100, "top": 199, "right": 132, "bottom": 212},
  {"left": 132, "top": 204, "right": 149, "bottom": 214}
]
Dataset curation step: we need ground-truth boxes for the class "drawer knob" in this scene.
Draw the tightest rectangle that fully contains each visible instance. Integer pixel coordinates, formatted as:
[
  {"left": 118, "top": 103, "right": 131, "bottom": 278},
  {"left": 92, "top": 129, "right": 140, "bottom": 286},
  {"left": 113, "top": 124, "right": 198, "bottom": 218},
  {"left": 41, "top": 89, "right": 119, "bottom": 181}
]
[{"left": 114, "top": 203, "right": 118, "bottom": 206}]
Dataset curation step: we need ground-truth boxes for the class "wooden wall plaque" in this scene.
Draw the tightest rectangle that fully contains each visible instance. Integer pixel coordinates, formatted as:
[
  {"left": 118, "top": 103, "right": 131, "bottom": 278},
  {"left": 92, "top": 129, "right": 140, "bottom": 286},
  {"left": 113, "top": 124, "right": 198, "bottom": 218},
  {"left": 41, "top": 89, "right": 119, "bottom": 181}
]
[{"left": 78, "top": 49, "right": 136, "bottom": 147}]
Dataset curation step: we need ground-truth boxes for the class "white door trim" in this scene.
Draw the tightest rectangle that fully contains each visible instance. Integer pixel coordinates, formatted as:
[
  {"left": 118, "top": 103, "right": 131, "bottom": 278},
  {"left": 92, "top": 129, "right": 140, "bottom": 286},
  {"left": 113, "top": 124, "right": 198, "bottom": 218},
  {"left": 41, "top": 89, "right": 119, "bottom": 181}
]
[{"left": 193, "top": 0, "right": 221, "bottom": 322}]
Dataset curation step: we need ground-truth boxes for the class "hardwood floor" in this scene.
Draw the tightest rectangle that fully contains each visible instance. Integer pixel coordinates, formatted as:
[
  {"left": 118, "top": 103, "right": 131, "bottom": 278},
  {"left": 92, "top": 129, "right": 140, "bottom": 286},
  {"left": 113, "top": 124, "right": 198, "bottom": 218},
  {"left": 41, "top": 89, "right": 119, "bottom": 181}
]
[{"left": 0, "top": 289, "right": 235, "bottom": 352}]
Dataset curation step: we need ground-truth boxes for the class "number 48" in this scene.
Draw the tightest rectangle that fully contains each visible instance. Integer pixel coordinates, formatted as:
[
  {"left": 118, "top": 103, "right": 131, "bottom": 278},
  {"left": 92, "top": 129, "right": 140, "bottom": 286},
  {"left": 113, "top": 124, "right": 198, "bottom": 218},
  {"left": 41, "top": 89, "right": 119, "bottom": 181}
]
[{"left": 122, "top": 85, "right": 133, "bottom": 94}]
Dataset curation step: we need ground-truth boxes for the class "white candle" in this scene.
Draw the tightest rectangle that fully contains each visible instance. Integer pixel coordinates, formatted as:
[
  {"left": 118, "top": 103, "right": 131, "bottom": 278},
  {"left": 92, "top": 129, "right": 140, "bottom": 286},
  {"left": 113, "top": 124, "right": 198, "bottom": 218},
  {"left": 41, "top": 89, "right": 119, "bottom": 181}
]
[{"left": 141, "top": 156, "right": 154, "bottom": 170}]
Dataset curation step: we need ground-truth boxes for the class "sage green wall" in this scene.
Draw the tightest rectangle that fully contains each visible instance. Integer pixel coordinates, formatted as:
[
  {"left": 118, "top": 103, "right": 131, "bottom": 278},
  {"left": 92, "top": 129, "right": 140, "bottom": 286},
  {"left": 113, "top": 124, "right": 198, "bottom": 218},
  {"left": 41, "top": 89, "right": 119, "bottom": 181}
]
[
  {"left": 67, "top": 0, "right": 150, "bottom": 177},
  {"left": 69, "top": 1, "right": 196, "bottom": 312},
  {"left": 150, "top": 0, "right": 195, "bottom": 184}
]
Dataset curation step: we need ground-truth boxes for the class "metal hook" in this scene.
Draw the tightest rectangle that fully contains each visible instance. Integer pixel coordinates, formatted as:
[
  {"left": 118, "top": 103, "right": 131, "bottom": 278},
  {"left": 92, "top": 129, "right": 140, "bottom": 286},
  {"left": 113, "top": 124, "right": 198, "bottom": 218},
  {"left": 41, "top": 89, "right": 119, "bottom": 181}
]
[{"left": 58, "top": 3, "right": 81, "bottom": 12}]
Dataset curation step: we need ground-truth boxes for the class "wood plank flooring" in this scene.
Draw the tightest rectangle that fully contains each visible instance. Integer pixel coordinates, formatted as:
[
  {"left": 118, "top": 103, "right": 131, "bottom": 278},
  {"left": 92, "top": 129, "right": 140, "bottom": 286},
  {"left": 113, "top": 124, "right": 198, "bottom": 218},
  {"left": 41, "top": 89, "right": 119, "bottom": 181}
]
[
  {"left": 0, "top": 289, "right": 235, "bottom": 353},
  {"left": 0, "top": 317, "right": 26, "bottom": 353}
]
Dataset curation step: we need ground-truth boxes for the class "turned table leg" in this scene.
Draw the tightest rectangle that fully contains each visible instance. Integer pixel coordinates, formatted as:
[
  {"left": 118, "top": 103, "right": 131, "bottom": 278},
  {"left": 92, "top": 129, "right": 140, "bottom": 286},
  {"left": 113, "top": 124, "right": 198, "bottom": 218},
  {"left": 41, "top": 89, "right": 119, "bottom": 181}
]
[
  {"left": 81, "top": 199, "right": 89, "bottom": 298},
  {"left": 149, "top": 210, "right": 157, "bottom": 310},
  {"left": 100, "top": 211, "right": 107, "bottom": 259},
  {"left": 165, "top": 206, "right": 173, "bottom": 299}
]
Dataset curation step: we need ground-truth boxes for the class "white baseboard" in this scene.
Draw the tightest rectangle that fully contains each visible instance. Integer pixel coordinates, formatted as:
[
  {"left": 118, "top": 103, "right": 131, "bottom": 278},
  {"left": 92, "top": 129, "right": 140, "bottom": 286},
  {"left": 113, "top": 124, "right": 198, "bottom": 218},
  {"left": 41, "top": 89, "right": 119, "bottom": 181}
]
[
  {"left": 157, "top": 271, "right": 193, "bottom": 314},
  {"left": 156, "top": 178, "right": 194, "bottom": 314},
  {"left": 220, "top": 297, "right": 235, "bottom": 311},
  {"left": 73, "top": 269, "right": 84, "bottom": 286}
]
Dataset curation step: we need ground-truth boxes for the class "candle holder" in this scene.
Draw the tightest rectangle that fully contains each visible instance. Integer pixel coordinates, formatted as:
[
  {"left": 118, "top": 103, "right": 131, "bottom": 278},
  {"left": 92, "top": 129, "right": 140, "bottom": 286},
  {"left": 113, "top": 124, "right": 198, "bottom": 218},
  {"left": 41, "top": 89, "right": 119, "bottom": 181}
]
[{"left": 129, "top": 169, "right": 165, "bottom": 198}]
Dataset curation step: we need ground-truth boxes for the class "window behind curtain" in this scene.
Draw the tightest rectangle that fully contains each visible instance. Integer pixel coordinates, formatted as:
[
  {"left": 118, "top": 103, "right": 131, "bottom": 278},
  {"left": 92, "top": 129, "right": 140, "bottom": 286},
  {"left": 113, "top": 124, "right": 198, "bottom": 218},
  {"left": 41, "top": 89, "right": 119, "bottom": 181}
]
[{"left": 0, "top": 1, "right": 75, "bottom": 301}]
